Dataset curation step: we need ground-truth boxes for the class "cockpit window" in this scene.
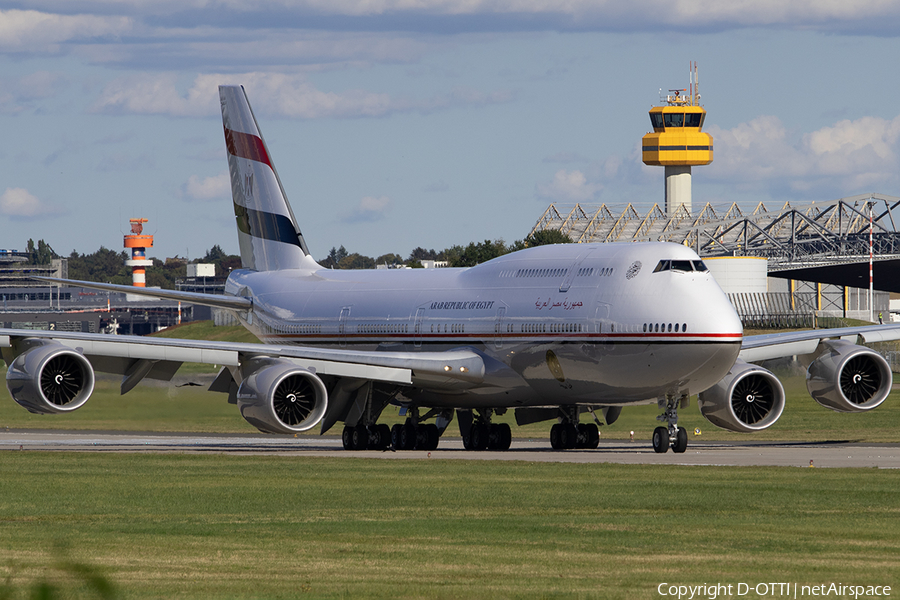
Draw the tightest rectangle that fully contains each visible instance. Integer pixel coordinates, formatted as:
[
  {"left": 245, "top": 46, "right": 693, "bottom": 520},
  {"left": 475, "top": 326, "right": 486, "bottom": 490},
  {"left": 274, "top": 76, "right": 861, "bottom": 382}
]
[{"left": 654, "top": 259, "right": 709, "bottom": 273}]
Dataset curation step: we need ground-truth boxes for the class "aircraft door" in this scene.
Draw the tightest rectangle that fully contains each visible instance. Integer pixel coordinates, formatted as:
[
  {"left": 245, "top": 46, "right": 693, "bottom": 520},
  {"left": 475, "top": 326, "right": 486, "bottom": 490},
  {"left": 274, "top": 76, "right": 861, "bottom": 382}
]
[
  {"left": 595, "top": 303, "right": 610, "bottom": 334},
  {"left": 339, "top": 306, "right": 351, "bottom": 347},
  {"left": 559, "top": 248, "right": 596, "bottom": 292},
  {"left": 414, "top": 307, "right": 425, "bottom": 348},
  {"left": 494, "top": 306, "right": 507, "bottom": 349}
]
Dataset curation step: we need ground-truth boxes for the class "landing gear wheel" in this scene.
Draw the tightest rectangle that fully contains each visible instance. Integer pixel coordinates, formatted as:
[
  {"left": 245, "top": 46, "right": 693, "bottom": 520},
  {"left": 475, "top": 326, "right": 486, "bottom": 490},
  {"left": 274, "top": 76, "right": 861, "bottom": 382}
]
[
  {"left": 342, "top": 426, "right": 354, "bottom": 450},
  {"left": 578, "top": 423, "right": 600, "bottom": 449},
  {"left": 418, "top": 424, "right": 440, "bottom": 450},
  {"left": 550, "top": 424, "right": 562, "bottom": 450},
  {"left": 652, "top": 426, "right": 669, "bottom": 454},
  {"left": 559, "top": 423, "right": 577, "bottom": 449},
  {"left": 498, "top": 423, "right": 512, "bottom": 450},
  {"left": 351, "top": 425, "right": 369, "bottom": 450},
  {"left": 469, "top": 423, "right": 489, "bottom": 450},
  {"left": 390, "top": 424, "right": 403, "bottom": 450},
  {"left": 399, "top": 423, "right": 417, "bottom": 450},
  {"left": 672, "top": 427, "right": 687, "bottom": 453},
  {"left": 369, "top": 424, "right": 391, "bottom": 450},
  {"left": 488, "top": 423, "right": 512, "bottom": 450}
]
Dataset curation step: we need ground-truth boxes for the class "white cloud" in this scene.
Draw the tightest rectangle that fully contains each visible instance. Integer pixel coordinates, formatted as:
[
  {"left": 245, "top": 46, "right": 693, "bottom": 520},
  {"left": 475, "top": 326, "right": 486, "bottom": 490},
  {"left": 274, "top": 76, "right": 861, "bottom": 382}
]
[
  {"left": 92, "top": 71, "right": 510, "bottom": 119},
  {"left": 342, "top": 196, "right": 392, "bottom": 223},
  {"left": 0, "top": 187, "right": 56, "bottom": 218},
  {"left": 535, "top": 169, "right": 601, "bottom": 202},
  {"left": 181, "top": 171, "right": 231, "bottom": 201},
  {"left": 706, "top": 114, "right": 900, "bottom": 195},
  {"left": 0, "top": 9, "right": 132, "bottom": 52},
  {"left": 10, "top": 2, "right": 900, "bottom": 35}
]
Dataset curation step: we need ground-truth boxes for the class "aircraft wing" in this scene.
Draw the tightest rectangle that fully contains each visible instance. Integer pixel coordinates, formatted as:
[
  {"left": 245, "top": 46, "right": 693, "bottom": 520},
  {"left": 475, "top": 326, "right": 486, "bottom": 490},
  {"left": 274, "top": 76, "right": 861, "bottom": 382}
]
[
  {"left": 740, "top": 324, "right": 900, "bottom": 362},
  {"left": 0, "top": 328, "right": 487, "bottom": 392}
]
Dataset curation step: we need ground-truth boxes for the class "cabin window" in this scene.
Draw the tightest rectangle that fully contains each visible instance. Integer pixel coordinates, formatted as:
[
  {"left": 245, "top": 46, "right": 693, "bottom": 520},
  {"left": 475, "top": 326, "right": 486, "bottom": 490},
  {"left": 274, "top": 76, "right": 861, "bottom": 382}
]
[
  {"left": 650, "top": 113, "right": 664, "bottom": 130},
  {"left": 685, "top": 113, "right": 703, "bottom": 128}
]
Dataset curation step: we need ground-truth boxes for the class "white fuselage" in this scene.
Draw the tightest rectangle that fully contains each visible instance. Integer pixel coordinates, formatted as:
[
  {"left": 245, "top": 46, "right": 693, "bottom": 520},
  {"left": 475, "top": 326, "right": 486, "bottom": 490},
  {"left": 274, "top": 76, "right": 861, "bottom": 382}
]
[{"left": 226, "top": 242, "right": 743, "bottom": 409}]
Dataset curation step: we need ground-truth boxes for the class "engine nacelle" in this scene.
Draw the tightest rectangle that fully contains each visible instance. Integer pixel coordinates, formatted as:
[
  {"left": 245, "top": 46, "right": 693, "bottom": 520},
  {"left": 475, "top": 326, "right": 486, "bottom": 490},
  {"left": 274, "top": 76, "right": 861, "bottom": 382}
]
[
  {"left": 237, "top": 358, "right": 328, "bottom": 434},
  {"left": 698, "top": 360, "right": 785, "bottom": 432},
  {"left": 5, "top": 340, "right": 95, "bottom": 414},
  {"left": 806, "top": 341, "right": 892, "bottom": 413}
]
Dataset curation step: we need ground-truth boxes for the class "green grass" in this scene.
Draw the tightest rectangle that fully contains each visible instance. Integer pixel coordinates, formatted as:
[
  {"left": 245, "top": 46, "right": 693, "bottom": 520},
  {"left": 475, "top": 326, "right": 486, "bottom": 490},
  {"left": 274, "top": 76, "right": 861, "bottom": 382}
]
[{"left": 0, "top": 454, "right": 898, "bottom": 599}]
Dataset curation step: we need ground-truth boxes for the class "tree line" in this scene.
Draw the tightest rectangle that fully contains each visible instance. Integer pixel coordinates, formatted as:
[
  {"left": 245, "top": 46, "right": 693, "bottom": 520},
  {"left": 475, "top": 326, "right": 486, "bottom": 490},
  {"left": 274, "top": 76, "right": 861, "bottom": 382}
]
[{"left": 20, "top": 229, "right": 572, "bottom": 289}]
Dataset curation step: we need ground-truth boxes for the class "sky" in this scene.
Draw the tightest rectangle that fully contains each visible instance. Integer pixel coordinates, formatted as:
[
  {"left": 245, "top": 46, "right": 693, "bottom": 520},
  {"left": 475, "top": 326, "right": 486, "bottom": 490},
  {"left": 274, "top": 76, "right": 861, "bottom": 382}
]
[{"left": 3, "top": 2, "right": 900, "bottom": 263}]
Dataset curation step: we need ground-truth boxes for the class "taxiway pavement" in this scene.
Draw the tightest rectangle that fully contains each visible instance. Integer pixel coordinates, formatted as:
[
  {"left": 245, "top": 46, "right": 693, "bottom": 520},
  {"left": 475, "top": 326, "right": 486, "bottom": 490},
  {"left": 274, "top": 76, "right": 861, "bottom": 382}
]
[{"left": 1, "top": 430, "right": 898, "bottom": 468}]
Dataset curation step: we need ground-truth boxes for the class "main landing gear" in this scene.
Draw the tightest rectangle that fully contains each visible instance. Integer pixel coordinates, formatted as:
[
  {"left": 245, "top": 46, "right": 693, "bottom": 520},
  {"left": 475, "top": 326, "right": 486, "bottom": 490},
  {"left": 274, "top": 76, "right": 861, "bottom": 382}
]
[
  {"left": 342, "top": 406, "right": 449, "bottom": 451},
  {"left": 459, "top": 409, "right": 512, "bottom": 451},
  {"left": 549, "top": 406, "right": 600, "bottom": 450},
  {"left": 652, "top": 394, "right": 688, "bottom": 454},
  {"left": 342, "top": 423, "right": 392, "bottom": 451}
]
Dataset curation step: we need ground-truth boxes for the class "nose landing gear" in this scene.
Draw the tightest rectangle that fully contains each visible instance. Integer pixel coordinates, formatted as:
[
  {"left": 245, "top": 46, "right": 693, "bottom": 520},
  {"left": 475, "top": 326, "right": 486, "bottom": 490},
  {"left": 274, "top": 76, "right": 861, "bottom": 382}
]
[{"left": 653, "top": 394, "right": 688, "bottom": 454}]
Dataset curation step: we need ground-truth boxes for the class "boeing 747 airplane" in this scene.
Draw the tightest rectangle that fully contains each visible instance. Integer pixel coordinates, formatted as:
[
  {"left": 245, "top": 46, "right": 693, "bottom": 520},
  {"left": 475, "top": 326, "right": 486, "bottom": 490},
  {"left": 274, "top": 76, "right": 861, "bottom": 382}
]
[{"left": 4, "top": 85, "right": 899, "bottom": 453}]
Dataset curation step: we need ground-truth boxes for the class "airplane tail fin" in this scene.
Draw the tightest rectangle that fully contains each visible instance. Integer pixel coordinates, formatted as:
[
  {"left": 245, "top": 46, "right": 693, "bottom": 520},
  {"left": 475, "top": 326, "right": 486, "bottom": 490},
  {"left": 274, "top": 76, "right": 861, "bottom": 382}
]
[{"left": 219, "top": 85, "right": 318, "bottom": 271}]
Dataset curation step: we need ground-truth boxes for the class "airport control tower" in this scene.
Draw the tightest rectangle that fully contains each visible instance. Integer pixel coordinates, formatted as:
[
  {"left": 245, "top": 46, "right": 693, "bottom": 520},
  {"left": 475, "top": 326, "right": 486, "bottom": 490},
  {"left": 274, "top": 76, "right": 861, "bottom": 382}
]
[
  {"left": 642, "top": 63, "right": 713, "bottom": 215},
  {"left": 124, "top": 218, "right": 153, "bottom": 287}
]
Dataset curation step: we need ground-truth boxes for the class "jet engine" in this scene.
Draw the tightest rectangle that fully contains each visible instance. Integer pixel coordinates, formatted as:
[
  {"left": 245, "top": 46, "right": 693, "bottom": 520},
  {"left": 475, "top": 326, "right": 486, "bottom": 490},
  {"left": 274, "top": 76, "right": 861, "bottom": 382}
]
[
  {"left": 5, "top": 339, "right": 95, "bottom": 414},
  {"left": 698, "top": 359, "right": 785, "bottom": 432},
  {"left": 237, "top": 358, "right": 328, "bottom": 434},
  {"left": 806, "top": 340, "right": 892, "bottom": 413}
]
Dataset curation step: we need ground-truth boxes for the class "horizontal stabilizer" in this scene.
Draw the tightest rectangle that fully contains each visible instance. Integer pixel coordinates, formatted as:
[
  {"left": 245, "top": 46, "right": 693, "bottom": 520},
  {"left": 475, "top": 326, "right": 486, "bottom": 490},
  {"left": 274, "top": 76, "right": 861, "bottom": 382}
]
[{"left": 31, "top": 276, "right": 252, "bottom": 311}]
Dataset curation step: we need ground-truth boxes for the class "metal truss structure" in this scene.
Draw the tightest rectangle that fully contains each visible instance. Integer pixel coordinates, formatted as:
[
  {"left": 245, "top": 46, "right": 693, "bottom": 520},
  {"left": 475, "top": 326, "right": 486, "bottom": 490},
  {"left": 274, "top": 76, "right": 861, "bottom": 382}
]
[{"left": 530, "top": 193, "right": 900, "bottom": 270}]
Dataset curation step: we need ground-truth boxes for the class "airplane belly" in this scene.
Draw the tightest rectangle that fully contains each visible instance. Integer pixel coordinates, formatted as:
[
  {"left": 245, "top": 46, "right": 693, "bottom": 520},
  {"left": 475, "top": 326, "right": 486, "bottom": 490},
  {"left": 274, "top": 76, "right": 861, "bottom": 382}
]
[{"left": 508, "top": 340, "right": 741, "bottom": 405}]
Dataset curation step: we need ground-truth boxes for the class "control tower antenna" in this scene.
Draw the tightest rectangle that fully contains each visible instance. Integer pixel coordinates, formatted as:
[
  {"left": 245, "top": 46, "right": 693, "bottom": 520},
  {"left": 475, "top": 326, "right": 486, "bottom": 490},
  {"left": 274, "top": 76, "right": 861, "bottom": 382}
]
[{"left": 642, "top": 61, "right": 713, "bottom": 215}]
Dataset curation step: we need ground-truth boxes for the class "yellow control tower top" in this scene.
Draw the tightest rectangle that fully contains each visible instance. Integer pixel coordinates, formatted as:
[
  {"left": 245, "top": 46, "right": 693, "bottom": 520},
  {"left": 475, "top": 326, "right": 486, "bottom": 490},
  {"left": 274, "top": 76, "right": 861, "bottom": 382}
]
[{"left": 642, "top": 66, "right": 713, "bottom": 167}]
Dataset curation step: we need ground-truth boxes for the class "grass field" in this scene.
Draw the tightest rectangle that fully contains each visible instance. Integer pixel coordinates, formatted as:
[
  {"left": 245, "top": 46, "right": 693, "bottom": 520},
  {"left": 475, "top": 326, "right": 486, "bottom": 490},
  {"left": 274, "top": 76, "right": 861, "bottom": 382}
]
[{"left": 1, "top": 454, "right": 898, "bottom": 599}]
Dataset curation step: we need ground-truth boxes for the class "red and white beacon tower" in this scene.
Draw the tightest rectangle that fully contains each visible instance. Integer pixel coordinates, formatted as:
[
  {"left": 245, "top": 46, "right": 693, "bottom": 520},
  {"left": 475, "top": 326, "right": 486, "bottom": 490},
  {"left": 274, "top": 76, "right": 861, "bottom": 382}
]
[{"left": 124, "top": 218, "right": 153, "bottom": 287}]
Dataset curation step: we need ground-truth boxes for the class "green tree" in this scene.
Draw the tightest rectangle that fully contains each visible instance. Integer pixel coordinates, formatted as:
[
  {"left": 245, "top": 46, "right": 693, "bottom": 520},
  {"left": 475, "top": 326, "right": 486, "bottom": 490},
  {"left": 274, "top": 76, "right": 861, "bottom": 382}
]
[
  {"left": 450, "top": 239, "right": 510, "bottom": 267},
  {"left": 339, "top": 253, "right": 376, "bottom": 270},
  {"left": 525, "top": 229, "right": 573, "bottom": 246},
  {"left": 25, "top": 238, "right": 57, "bottom": 265},
  {"left": 375, "top": 253, "right": 404, "bottom": 266},
  {"left": 408, "top": 247, "right": 438, "bottom": 261},
  {"left": 68, "top": 247, "right": 131, "bottom": 283},
  {"left": 203, "top": 244, "right": 227, "bottom": 264}
]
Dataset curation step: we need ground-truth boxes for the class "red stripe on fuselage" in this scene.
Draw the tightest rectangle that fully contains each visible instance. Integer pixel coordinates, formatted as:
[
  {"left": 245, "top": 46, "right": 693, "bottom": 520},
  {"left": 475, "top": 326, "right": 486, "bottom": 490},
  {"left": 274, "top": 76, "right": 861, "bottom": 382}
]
[{"left": 224, "top": 127, "right": 272, "bottom": 168}]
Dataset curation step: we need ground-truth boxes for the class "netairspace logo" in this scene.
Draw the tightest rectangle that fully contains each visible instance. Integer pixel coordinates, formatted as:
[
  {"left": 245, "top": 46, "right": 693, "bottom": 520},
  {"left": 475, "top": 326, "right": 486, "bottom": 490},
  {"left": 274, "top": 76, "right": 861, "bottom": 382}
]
[{"left": 657, "top": 582, "right": 892, "bottom": 599}]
